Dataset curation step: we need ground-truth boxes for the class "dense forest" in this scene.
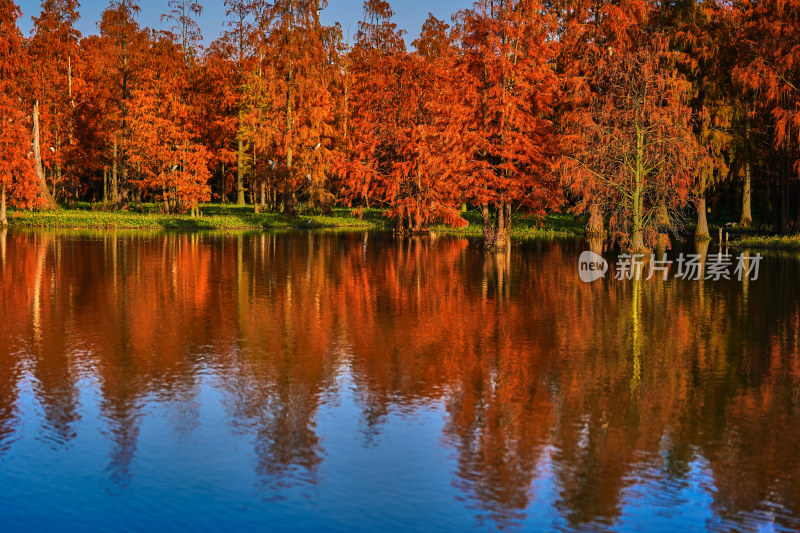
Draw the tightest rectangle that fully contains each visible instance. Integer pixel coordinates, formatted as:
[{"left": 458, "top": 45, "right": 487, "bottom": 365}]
[{"left": 0, "top": 0, "right": 798, "bottom": 249}]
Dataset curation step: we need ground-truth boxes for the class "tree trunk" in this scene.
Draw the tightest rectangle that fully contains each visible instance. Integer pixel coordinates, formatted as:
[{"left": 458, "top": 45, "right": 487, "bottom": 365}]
[
  {"left": 586, "top": 203, "right": 604, "bottom": 237},
  {"left": 112, "top": 141, "right": 119, "bottom": 204},
  {"left": 236, "top": 137, "right": 246, "bottom": 206},
  {"left": 632, "top": 186, "right": 645, "bottom": 251},
  {"left": 413, "top": 212, "right": 424, "bottom": 233},
  {"left": 483, "top": 202, "right": 511, "bottom": 250},
  {"left": 695, "top": 168, "right": 710, "bottom": 241},
  {"left": 632, "top": 124, "right": 647, "bottom": 251},
  {"left": 740, "top": 117, "right": 752, "bottom": 227},
  {"left": 33, "top": 101, "right": 56, "bottom": 209},
  {"left": 220, "top": 163, "right": 227, "bottom": 204},
  {"left": 740, "top": 159, "right": 752, "bottom": 227},
  {"left": 284, "top": 147, "right": 295, "bottom": 217},
  {"left": 631, "top": 228, "right": 645, "bottom": 251},
  {"left": 481, "top": 205, "right": 493, "bottom": 245},
  {"left": 696, "top": 196, "right": 710, "bottom": 240},
  {"left": 0, "top": 184, "right": 7, "bottom": 226}
]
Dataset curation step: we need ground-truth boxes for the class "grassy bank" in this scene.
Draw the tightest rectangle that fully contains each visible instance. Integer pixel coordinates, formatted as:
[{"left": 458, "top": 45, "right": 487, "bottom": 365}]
[
  {"left": 431, "top": 211, "right": 585, "bottom": 237},
  {"left": 6, "top": 203, "right": 586, "bottom": 237},
  {"left": 729, "top": 235, "right": 800, "bottom": 252},
  {"left": 7, "top": 204, "right": 388, "bottom": 231}
]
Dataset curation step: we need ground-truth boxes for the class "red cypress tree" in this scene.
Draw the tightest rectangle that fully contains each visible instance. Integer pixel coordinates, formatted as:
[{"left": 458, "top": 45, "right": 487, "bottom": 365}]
[
  {"left": 221, "top": 0, "right": 259, "bottom": 206},
  {"left": 341, "top": 5, "right": 467, "bottom": 231},
  {"left": 249, "top": 0, "right": 337, "bottom": 215},
  {"left": 457, "top": 0, "right": 563, "bottom": 249},
  {"left": 0, "top": 0, "right": 39, "bottom": 225},
  {"left": 733, "top": 0, "right": 800, "bottom": 233},
  {"left": 96, "top": 0, "right": 147, "bottom": 205},
  {"left": 127, "top": 35, "right": 211, "bottom": 214},
  {"left": 563, "top": 37, "right": 698, "bottom": 251},
  {"left": 339, "top": 0, "right": 406, "bottom": 216},
  {"left": 28, "top": 0, "right": 82, "bottom": 204},
  {"left": 196, "top": 40, "right": 239, "bottom": 204}
]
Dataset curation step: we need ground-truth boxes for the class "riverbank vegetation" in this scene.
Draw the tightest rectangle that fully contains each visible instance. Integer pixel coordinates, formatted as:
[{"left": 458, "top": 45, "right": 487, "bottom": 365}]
[
  {"left": 5, "top": 203, "right": 586, "bottom": 236},
  {"left": 729, "top": 235, "right": 800, "bottom": 252},
  {"left": 1, "top": 0, "right": 799, "bottom": 250},
  {"left": 5, "top": 204, "right": 386, "bottom": 231}
]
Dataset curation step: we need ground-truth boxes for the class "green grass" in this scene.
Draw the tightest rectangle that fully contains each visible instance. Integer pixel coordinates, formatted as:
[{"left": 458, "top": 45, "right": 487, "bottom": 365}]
[
  {"left": 7, "top": 203, "right": 388, "bottom": 231},
  {"left": 729, "top": 235, "right": 800, "bottom": 251},
  {"left": 7, "top": 203, "right": 587, "bottom": 237},
  {"left": 431, "top": 210, "right": 585, "bottom": 237}
]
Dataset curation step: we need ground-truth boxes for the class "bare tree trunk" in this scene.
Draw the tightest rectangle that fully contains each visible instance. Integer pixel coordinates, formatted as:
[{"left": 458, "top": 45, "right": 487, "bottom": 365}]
[
  {"left": 632, "top": 188, "right": 645, "bottom": 251},
  {"left": 112, "top": 141, "right": 119, "bottom": 204},
  {"left": 0, "top": 184, "right": 7, "bottom": 226},
  {"left": 483, "top": 202, "right": 511, "bottom": 250},
  {"left": 481, "top": 205, "right": 493, "bottom": 246},
  {"left": 740, "top": 118, "right": 752, "bottom": 227},
  {"left": 696, "top": 196, "right": 710, "bottom": 240},
  {"left": 740, "top": 159, "right": 752, "bottom": 227},
  {"left": 253, "top": 183, "right": 260, "bottom": 214},
  {"left": 33, "top": 101, "right": 56, "bottom": 209},
  {"left": 236, "top": 137, "right": 246, "bottom": 206},
  {"left": 220, "top": 163, "right": 227, "bottom": 204},
  {"left": 162, "top": 188, "right": 170, "bottom": 214},
  {"left": 695, "top": 171, "right": 710, "bottom": 240},
  {"left": 632, "top": 228, "right": 645, "bottom": 251},
  {"left": 284, "top": 147, "right": 295, "bottom": 216}
]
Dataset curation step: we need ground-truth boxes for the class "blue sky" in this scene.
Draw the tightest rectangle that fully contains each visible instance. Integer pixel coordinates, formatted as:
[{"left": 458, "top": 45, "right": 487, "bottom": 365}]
[{"left": 16, "top": 0, "right": 473, "bottom": 46}]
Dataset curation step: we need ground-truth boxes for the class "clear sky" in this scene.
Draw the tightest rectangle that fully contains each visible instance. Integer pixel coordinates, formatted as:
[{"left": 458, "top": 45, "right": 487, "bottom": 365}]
[{"left": 16, "top": 0, "right": 473, "bottom": 46}]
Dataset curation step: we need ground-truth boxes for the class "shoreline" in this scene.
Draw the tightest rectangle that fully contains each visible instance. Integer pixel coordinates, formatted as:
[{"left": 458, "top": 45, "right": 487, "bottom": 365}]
[
  {"left": 4, "top": 205, "right": 587, "bottom": 238},
  {"left": 5, "top": 205, "right": 388, "bottom": 232},
  {"left": 728, "top": 235, "right": 800, "bottom": 252},
  {"left": 9, "top": 206, "right": 799, "bottom": 250}
]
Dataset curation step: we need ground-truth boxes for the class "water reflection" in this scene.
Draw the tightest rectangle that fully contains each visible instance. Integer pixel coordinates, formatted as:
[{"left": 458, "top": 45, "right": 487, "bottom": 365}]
[{"left": 0, "top": 229, "right": 799, "bottom": 530}]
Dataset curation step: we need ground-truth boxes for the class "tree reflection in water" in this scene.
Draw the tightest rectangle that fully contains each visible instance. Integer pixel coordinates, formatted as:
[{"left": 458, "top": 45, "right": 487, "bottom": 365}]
[{"left": 0, "top": 229, "right": 799, "bottom": 530}]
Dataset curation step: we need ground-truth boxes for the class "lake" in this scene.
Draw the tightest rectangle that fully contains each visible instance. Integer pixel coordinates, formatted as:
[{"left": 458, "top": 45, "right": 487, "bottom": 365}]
[{"left": 0, "top": 228, "right": 798, "bottom": 532}]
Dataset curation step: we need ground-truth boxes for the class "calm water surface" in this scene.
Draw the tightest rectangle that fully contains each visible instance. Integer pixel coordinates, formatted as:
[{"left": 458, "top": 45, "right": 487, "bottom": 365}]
[{"left": 0, "top": 228, "right": 799, "bottom": 532}]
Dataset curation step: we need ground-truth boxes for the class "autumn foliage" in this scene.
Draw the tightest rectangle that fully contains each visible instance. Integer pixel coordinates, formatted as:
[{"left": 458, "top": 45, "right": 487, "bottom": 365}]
[
  {"left": 1, "top": 0, "right": 800, "bottom": 245},
  {"left": 0, "top": 1, "right": 38, "bottom": 225}
]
